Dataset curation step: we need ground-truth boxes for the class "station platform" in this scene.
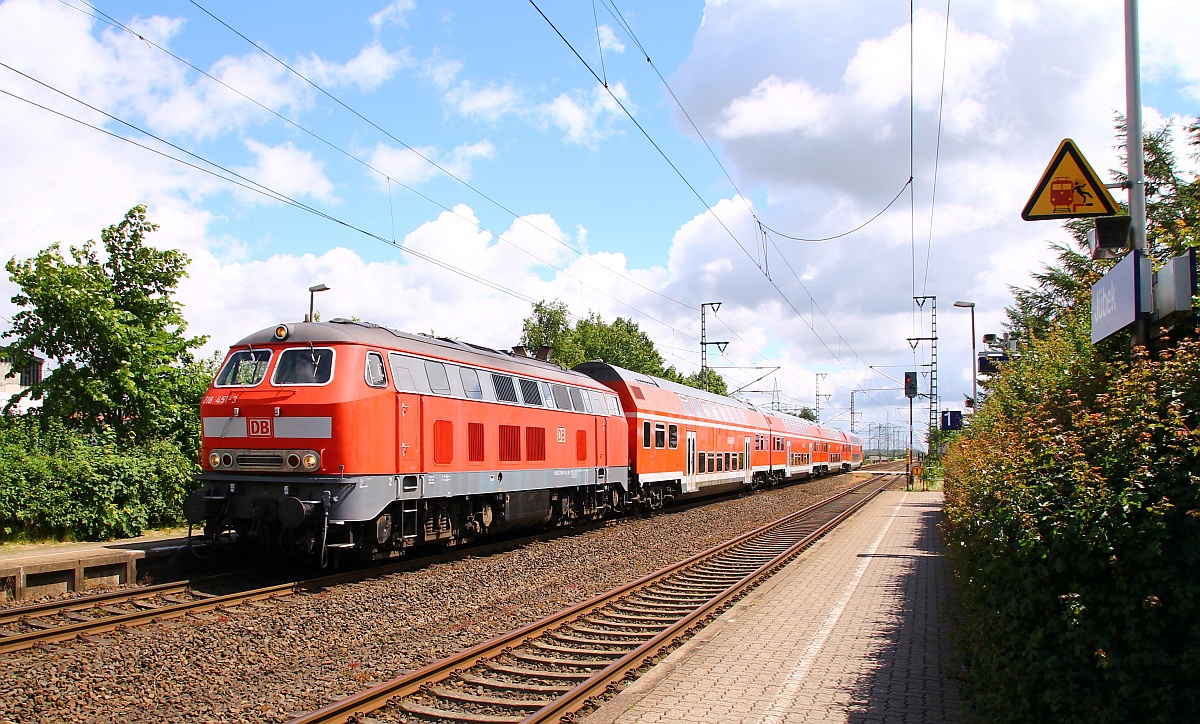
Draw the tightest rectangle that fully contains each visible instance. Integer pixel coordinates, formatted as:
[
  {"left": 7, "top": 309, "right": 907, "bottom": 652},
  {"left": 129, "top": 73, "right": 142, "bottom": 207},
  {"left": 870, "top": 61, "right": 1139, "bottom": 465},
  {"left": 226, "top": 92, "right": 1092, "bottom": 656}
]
[
  {"left": 583, "top": 489, "right": 973, "bottom": 724},
  {"left": 0, "top": 531, "right": 189, "bottom": 601}
]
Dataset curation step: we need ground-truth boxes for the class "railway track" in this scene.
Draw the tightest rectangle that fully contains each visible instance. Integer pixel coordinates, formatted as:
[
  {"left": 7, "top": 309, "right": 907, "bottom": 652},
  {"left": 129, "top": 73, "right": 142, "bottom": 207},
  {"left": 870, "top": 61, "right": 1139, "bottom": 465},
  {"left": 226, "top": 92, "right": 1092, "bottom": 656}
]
[{"left": 290, "top": 469, "right": 898, "bottom": 724}]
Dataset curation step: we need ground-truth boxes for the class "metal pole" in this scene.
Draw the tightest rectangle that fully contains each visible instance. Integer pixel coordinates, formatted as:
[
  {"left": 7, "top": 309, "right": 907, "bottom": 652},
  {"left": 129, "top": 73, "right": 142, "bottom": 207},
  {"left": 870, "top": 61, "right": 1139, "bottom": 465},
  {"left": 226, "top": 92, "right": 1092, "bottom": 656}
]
[
  {"left": 970, "top": 306, "right": 977, "bottom": 411},
  {"left": 1125, "top": 0, "right": 1146, "bottom": 253},
  {"left": 700, "top": 304, "right": 707, "bottom": 389}
]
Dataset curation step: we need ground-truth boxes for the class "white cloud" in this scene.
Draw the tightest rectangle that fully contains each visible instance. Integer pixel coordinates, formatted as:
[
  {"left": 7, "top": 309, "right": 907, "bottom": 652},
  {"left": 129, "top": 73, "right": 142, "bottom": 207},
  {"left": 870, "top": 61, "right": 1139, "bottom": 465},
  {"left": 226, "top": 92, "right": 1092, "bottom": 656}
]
[
  {"left": 538, "top": 82, "right": 628, "bottom": 146},
  {"left": 445, "top": 81, "right": 522, "bottom": 121},
  {"left": 598, "top": 25, "right": 625, "bottom": 53},
  {"left": 369, "top": 0, "right": 416, "bottom": 31},
  {"left": 367, "top": 139, "right": 496, "bottom": 187},
  {"left": 235, "top": 140, "right": 337, "bottom": 205},
  {"left": 716, "top": 76, "right": 835, "bottom": 138},
  {"left": 297, "top": 43, "right": 408, "bottom": 92}
]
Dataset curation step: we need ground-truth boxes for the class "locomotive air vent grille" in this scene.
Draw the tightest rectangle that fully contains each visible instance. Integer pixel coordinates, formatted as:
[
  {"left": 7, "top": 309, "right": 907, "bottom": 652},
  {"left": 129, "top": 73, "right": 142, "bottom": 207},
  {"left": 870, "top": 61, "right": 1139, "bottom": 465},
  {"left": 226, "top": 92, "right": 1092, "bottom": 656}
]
[{"left": 236, "top": 453, "right": 285, "bottom": 468}]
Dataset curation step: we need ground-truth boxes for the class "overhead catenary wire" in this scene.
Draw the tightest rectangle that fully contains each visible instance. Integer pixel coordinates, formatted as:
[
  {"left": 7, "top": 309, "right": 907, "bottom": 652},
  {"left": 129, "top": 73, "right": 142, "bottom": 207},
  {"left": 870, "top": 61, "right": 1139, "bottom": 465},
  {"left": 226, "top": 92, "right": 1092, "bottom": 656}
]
[
  {"left": 180, "top": 0, "right": 698, "bottom": 315},
  {"left": 921, "top": 0, "right": 953, "bottom": 295},
  {"left": 37, "top": 0, "right": 705, "bottom": 345}
]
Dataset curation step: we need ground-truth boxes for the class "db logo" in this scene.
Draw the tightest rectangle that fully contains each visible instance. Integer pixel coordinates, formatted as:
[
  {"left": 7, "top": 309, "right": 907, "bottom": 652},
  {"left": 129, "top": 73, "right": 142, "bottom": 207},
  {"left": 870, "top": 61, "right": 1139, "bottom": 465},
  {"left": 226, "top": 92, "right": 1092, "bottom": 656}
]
[
  {"left": 249, "top": 419, "right": 273, "bottom": 437},
  {"left": 556, "top": 427, "right": 567, "bottom": 444}
]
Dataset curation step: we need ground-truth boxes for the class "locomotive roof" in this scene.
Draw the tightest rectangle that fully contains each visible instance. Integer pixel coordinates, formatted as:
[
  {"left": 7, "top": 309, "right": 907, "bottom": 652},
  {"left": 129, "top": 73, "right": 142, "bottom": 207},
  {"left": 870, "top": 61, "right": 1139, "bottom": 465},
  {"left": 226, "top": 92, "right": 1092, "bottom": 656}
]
[
  {"left": 232, "top": 319, "right": 601, "bottom": 387},
  {"left": 575, "top": 360, "right": 857, "bottom": 442}
]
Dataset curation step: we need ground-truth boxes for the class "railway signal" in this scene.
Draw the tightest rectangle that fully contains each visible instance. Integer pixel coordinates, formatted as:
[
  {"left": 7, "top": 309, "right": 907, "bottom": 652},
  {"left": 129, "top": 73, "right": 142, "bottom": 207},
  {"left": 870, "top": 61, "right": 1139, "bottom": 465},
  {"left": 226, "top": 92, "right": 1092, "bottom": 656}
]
[{"left": 903, "top": 371, "right": 917, "bottom": 399}]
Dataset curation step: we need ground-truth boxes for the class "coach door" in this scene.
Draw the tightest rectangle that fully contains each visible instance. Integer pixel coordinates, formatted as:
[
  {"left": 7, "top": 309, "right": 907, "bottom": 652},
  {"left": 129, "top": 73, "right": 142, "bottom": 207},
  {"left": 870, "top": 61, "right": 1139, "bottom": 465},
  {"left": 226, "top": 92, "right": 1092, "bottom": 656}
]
[
  {"left": 786, "top": 440, "right": 792, "bottom": 477},
  {"left": 744, "top": 437, "right": 752, "bottom": 485},
  {"left": 596, "top": 416, "right": 608, "bottom": 472},
  {"left": 685, "top": 431, "right": 697, "bottom": 492}
]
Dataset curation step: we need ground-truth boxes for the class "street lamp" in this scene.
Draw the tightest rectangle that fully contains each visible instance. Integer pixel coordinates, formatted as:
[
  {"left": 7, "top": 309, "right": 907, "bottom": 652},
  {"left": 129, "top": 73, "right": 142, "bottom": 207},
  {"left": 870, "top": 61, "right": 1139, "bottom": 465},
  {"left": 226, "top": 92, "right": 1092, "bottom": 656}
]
[
  {"left": 307, "top": 283, "right": 330, "bottom": 323},
  {"left": 953, "top": 301, "right": 976, "bottom": 412}
]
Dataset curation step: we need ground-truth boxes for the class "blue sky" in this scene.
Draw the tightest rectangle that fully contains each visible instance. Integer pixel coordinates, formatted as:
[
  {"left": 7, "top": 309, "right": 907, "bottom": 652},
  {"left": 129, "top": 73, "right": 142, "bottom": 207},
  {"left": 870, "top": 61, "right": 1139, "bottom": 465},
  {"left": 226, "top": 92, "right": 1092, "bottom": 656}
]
[{"left": 1, "top": 0, "right": 1198, "bottom": 448}]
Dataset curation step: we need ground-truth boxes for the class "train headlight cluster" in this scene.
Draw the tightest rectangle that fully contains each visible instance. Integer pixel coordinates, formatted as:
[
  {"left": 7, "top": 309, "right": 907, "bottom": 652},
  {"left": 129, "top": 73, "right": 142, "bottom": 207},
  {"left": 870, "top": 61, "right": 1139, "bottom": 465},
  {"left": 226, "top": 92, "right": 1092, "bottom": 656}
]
[{"left": 206, "top": 449, "right": 318, "bottom": 471}]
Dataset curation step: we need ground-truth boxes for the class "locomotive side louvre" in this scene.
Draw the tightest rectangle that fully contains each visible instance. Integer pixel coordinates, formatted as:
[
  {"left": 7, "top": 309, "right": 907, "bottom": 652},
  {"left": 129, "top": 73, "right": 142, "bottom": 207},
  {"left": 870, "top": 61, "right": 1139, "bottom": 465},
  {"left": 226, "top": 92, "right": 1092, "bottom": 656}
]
[{"left": 186, "top": 320, "right": 632, "bottom": 563}]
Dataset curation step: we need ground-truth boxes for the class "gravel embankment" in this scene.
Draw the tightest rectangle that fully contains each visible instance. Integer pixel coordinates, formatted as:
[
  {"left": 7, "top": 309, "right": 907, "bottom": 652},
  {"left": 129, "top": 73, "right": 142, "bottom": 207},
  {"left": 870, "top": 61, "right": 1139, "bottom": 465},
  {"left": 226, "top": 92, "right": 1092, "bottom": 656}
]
[{"left": 0, "top": 475, "right": 872, "bottom": 723}]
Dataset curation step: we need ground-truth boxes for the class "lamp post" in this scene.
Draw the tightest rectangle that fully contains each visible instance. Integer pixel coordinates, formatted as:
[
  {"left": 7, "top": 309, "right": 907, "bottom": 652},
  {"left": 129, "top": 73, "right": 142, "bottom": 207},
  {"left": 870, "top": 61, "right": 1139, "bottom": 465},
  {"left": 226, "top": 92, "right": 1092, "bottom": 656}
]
[
  {"left": 953, "top": 301, "right": 976, "bottom": 413},
  {"left": 307, "top": 283, "right": 330, "bottom": 323}
]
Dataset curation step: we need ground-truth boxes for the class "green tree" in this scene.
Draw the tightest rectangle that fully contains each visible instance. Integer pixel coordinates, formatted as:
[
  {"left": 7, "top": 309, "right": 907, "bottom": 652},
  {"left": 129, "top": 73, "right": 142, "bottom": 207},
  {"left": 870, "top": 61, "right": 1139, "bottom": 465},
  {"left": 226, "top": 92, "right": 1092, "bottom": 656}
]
[
  {"left": 3, "top": 206, "right": 207, "bottom": 442},
  {"left": 520, "top": 299, "right": 729, "bottom": 394}
]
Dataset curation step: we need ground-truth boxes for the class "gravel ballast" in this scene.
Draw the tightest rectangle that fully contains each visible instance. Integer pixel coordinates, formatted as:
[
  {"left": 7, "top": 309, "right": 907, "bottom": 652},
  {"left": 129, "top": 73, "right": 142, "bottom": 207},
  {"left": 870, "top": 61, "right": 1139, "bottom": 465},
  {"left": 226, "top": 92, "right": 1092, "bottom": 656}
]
[{"left": 0, "top": 474, "right": 873, "bottom": 723}]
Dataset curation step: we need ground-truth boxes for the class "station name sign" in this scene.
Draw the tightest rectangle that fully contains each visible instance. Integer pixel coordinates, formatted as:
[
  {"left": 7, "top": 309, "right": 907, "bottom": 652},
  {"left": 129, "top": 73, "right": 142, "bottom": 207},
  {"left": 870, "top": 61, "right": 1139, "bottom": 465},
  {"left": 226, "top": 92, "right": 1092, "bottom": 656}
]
[{"left": 1091, "top": 250, "right": 1151, "bottom": 344}]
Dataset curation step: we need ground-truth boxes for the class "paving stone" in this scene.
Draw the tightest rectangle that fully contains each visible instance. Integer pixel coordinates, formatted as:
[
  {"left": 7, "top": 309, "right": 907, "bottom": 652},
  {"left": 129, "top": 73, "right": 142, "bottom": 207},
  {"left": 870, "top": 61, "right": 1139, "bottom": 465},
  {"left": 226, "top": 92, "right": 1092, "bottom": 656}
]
[{"left": 581, "top": 491, "right": 975, "bottom": 724}]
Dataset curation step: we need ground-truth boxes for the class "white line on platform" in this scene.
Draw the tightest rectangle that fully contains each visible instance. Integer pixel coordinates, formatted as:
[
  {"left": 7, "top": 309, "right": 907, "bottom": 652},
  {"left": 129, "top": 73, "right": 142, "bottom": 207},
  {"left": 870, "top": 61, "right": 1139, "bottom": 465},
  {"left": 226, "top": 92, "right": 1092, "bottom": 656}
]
[{"left": 758, "top": 493, "right": 907, "bottom": 724}]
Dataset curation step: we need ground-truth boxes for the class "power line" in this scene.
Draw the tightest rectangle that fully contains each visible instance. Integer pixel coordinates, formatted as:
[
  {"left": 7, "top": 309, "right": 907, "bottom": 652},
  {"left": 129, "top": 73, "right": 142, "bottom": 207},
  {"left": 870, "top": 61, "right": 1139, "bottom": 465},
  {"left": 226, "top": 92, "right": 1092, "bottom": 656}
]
[
  {"left": 41, "top": 0, "right": 703, "bottom": 344},
  {"left": 182, "top": 0, "right": 697, "bottom": 315}
]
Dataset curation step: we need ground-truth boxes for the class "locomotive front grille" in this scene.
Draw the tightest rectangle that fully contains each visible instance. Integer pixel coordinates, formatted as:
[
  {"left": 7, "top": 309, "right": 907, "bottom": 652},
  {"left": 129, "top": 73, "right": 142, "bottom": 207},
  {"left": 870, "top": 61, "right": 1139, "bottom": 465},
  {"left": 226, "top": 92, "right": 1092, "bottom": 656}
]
[{"left": 236, "top": 453, "right": 286, "bottom": 468}]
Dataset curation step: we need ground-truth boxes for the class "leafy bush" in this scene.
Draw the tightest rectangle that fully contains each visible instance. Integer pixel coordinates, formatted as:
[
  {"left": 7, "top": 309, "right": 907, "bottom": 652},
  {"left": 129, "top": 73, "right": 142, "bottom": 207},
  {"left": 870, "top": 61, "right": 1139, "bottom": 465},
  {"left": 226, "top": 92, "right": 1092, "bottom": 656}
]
[
  {"left": 0, "top": 416, "right": 196, "bottom": 541},
  {"left": 942, "top": 316, "right": 1200, "bottom": 722}
]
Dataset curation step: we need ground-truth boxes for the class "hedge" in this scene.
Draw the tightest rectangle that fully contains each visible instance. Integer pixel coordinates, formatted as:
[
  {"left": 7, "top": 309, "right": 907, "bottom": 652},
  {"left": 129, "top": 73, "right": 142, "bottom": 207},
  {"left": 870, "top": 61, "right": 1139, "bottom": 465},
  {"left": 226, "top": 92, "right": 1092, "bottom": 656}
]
[
  {"left": 942, "top": 320, "right": 1200, "bottom": 722},
  {"left": 0, "top": 417, "right": 196, "bottom": 541}
]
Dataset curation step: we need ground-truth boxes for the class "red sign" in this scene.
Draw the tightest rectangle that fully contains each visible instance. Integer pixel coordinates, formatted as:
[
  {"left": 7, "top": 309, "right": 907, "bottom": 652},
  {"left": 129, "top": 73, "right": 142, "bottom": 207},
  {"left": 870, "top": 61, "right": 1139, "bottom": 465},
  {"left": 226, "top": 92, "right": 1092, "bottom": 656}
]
[{"left": 249, "top": 418, "right": 273, "bottom": 437}]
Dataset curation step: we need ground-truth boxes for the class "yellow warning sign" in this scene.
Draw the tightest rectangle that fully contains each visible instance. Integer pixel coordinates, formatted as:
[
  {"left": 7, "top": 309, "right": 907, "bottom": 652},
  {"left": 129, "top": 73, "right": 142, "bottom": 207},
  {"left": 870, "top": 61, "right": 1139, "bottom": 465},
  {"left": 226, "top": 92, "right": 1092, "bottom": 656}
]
[{"left": 1022, "top": 139, "right": 1120, "bottom": 221}]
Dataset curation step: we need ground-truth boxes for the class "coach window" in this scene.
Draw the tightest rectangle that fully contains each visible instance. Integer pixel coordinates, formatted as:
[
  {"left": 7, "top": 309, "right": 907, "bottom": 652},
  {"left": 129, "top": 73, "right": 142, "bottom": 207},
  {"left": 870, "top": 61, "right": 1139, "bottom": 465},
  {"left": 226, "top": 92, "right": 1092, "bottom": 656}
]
[
  {"left": 273, "top": 347, "right": 335, "bottom": 386},
  {"left": 518, "top": 378, "right": 542, "bottom": 406},
  {"left": 642, "top": 421, "right": 652, "bottom": 448},
  {"left": 654, "top": 422, "right": 666, "bottom": 449},
  {"left": 697, "top": 450, "right": 706, "bottom": 473},
  {"left": 364, "top": 352, "right": 387, "bottom": 387},
  {"left": 668, "top": 424, "right": 678, "bottom": 449},
  {"left": 725, "top": 452, "right": 731, "bottom": 470},
  {"left": 716, "top": 453, "right": 723, "bottom": 472},
  {"left": 424, "top": 360, "right": 451, "bottom": 395},
  {"left": 460, "top": 367, "right": 483, "bottom": 399},
  {"left": 708, "top": 452, "right": 715, "bottom": 471}
]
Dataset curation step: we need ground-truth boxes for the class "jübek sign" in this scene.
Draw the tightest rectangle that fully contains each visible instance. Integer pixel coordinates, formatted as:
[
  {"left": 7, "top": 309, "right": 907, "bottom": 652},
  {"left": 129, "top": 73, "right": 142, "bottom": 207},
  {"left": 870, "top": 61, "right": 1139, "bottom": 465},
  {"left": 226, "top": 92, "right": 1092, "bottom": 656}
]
[{"left": 1091, "top": 250, "right": 1151, "bottom": 344}]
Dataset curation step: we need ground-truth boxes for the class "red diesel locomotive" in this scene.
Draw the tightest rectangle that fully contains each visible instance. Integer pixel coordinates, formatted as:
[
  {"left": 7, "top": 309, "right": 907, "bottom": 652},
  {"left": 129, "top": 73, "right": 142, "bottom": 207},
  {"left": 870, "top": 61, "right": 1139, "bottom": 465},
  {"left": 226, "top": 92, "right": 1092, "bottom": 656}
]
[{"left": 183, "top": 319, "right": 861, "bottom": 563}]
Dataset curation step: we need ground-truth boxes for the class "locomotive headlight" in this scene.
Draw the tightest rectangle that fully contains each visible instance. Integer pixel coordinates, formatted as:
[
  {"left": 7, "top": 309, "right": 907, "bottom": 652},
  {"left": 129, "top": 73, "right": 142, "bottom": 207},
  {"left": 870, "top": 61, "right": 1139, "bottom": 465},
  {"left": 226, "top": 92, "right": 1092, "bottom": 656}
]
[
  {"left": 274, "top": 324, "right": 290, "bottom": 340},
  {"left": 208, "top": 452, "right": 221, "bottom": 468},
  {"left": 302, "top": 452, "right": 319, "bottom": 470}
]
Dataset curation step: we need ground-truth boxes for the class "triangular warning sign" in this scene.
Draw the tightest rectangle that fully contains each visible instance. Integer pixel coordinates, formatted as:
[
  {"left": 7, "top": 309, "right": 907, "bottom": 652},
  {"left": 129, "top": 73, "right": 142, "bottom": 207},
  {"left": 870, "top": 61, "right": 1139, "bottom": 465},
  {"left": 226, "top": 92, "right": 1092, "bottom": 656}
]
[{"left": 1022, "top": 139, "right": 1120, "bottom": 221}]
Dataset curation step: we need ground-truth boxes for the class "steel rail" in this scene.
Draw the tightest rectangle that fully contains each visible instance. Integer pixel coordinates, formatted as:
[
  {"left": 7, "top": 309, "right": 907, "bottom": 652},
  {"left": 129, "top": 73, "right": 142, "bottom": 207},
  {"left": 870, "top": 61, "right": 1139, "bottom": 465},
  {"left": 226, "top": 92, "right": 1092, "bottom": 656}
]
[{"left": 289, "top": 468, "right": 898, "bottom": 724}]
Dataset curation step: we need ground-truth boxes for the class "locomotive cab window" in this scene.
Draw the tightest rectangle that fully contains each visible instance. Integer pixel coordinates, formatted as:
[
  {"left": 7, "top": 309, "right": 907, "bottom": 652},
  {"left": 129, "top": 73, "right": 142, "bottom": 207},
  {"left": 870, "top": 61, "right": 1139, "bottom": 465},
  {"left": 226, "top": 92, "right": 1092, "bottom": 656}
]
[
  {"left": 215, "top": 349, "right": 272, "bottom": 387},
  {"left": 272, "top": 347, "right": 334, "bottom": 386},
  {"left": 364, "top": 352, "right": 387, "bottom": 387}
]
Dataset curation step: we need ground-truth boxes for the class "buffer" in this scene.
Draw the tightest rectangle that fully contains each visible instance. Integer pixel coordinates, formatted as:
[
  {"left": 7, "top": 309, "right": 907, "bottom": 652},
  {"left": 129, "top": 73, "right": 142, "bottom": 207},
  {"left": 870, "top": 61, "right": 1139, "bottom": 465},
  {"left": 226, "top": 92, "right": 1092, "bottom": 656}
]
[{"left": 1022, "top": 139, "right": 1120, "bottom": 221}]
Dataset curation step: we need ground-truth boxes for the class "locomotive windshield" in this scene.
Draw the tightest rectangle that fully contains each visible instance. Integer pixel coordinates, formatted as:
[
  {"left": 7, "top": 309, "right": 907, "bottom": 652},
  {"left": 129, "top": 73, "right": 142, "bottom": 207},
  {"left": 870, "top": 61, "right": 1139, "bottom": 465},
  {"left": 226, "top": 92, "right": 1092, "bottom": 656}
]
[
  {"left": 272, "top": 347, "right": 335, "bottom": 385},
  {"left": 214, "top": 349, "right": 272, "bottom": 387}
]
